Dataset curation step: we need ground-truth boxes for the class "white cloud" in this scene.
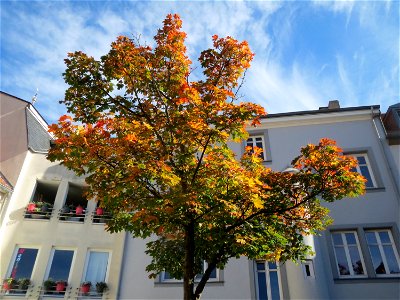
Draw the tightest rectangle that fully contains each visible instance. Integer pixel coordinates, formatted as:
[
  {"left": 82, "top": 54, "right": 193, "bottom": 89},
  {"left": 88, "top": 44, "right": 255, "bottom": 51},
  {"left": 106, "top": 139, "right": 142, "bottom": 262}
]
[{"left": 1, "top": 0, "right": 398, "bottom": 123}]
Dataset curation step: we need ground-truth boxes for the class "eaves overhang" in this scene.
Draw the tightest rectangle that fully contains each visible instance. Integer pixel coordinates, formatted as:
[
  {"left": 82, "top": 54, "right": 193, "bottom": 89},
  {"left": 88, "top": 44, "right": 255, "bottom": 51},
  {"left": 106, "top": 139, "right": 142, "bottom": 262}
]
[{"left": 251, "top": 105, "right": 381, "bottom": 130}]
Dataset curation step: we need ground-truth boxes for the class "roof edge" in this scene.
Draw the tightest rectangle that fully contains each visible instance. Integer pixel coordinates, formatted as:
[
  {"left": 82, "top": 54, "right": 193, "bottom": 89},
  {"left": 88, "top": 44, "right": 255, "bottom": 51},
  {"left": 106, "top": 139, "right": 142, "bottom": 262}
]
[{"left": 261, "top": 105, "right": 380, "bottom": 119}]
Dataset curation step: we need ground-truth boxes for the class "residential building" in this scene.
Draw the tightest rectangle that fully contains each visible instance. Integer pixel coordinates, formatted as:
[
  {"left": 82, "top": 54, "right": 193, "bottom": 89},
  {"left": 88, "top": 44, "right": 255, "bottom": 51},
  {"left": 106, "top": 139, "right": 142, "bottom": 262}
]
[
  {"left": 1, "top": 92, "right": 399, "bottom": 299},
  {"left": 0, "top": 92, "right": 125, "bottom": 299},
  {"left": 119, "top": 101, "right": 400, "bottom": 299}
]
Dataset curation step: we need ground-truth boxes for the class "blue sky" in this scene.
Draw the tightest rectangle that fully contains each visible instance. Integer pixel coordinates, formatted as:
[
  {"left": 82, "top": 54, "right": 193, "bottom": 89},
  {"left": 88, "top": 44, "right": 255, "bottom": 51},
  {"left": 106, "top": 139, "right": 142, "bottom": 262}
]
[{"left": 1, "top": 0, "right": 398, "bottom": 124}]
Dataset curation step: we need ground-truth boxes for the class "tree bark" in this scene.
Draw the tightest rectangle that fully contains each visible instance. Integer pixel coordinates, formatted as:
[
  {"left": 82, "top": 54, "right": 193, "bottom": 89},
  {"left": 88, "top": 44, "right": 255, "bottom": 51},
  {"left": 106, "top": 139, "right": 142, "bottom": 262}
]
[
  {"left": 183, "top": 221, "right": 195, "bottom": 300},
  {"left": 194, "top": 261, "right": 217, "bottom": 299}
]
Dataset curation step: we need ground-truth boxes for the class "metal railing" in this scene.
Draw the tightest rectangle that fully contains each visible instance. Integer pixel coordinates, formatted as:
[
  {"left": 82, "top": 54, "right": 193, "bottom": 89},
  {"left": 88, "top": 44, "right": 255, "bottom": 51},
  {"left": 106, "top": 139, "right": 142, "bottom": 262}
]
[{"left": 58, "top": 209, "right": 87, "bottom": 223}]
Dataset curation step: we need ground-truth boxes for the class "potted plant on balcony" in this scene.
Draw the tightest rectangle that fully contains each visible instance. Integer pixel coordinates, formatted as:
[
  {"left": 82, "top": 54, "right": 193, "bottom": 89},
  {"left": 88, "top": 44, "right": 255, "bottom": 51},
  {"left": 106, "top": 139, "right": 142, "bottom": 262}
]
[
  {"left": 80, "top": 281, "right": 91, "bottom": 295},
  {"left": 3, "top": 278, "right": 17, "bottom": 291},
  {"left": 75, "top": 205, "right": 84, "bottom": 215},
  {"left": 95, "top": 282, "right": 108, "bottom": 294},
  {"left": 18, "top": 278, "right": 31, "bottom": 291},
  {"left": 27, "top": 203, "right": 36, "bottom": 212},
  {"left": 96, "top": 207, "right": 104, "bottom": 216},
  {"left": 43, "top": 279, "right": 55, "bottom": 293},
  {"left": 55, "top": 280, "right": 67, "bottom": 292}
]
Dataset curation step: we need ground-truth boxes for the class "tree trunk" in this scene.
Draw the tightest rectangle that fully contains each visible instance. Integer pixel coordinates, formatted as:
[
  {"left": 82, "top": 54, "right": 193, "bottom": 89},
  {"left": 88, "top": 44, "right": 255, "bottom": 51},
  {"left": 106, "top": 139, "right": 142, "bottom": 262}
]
[
  {"left": 194, "top": 261, "right": 217, "bottom": 300},
  {"left": 183, "top": 221, "right": 195, "bottom": 300}
]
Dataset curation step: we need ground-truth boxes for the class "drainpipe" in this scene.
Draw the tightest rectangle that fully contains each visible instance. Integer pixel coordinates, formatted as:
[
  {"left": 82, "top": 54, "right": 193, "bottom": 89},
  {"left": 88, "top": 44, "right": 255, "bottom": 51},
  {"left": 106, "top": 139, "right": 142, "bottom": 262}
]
[{"left": 370, "top": 107, "right": 400, "bottom": 201}]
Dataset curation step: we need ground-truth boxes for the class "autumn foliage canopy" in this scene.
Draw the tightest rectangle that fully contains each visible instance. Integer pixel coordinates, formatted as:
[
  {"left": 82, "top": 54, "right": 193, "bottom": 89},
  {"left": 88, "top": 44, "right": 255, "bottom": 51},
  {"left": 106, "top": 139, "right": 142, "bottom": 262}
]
[{"left": 48, "top": 14, "right": 365, "bottom": 300}]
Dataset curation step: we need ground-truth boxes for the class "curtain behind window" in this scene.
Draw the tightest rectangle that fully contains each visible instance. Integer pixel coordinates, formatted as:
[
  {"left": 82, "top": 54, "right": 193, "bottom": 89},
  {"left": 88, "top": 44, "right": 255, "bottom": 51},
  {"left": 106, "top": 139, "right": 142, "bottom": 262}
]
[{"left": 84, "top": 251, "right": 109, "bottom": 283}]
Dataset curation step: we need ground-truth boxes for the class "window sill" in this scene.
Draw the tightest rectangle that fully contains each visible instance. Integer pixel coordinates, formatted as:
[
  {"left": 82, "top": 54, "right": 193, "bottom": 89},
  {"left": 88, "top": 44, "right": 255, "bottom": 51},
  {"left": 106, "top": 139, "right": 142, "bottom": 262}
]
[
  {"left": 365, "top": 187, "right": 385, "bottom": 193},
  {"left": 334, "top": 277, "right": 400, "bottom": 284},
  {"left": 155, "top": 280, "right": 224, "bottom": 286}
]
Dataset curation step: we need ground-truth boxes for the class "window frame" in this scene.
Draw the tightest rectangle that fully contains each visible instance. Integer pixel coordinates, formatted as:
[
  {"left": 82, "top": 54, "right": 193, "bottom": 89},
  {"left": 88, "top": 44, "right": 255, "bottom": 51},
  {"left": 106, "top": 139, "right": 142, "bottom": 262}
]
[
  {"left": 44, "top": 248, "right": 75, "bottom": 283},
  {"left": 331, "top": 231, "right": 367, "bottom": 278},
  {"left": 302, "top": 259, "right": 315, "bottom": 279},
  {"left": 365, "top": 229, "right": 400, "bottom": 277},
  {"left": 255, "top": 261, "right": 282, "bottom": 300},
  {"left": 160, "top": 261, "right": 219, "bottom": 283},
  {"left": 246, "top": 135, "right": 267, "bottom": 161},
  {"left": 351, "top": 153, "right": 377, "bottom": 188},
  {"left": 82, "top": 250, "right": 111, "bottom": 285},
  {"left": 7, "top": 246, "right": 39, "bottom": 280},
  {"left": 327, "top": 225, "right": 400, "bottom": 280}
]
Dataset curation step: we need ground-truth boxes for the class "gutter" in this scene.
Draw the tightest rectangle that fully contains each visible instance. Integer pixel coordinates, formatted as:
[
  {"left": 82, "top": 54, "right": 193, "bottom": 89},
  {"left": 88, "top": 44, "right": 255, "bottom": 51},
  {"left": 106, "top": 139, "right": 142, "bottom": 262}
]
[{"left": 370, "top": 107, "right": 400, "bottom": 201}]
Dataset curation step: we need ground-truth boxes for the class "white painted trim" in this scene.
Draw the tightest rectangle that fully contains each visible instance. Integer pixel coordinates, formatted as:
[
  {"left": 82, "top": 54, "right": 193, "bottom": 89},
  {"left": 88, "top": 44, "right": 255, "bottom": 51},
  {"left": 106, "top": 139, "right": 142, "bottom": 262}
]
[{"left": 248, "top": 109, "right": 379, "bottom": 130}]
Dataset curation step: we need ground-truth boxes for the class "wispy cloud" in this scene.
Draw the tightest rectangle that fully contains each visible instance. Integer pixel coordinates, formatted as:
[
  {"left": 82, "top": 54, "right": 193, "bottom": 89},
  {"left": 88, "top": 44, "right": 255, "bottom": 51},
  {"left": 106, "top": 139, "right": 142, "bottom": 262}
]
[{"left": 1, "top": 0, "right": 398, "bottom": 124}]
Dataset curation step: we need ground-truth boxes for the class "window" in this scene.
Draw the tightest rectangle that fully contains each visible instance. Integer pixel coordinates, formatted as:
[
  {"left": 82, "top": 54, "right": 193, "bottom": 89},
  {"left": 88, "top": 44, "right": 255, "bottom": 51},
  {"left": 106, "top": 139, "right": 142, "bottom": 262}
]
[
  {"left": 47, "top": 249, "right": 74, "bottom": 282},
  {"left": 8, "top": 247, "right": 38, "bottom": 279},
  {"left": 329, "top": 227, "right": 400, "bottom": 280},
  {"left": 331, "top": 231, "right": 366, "bottom": 277},
  {"left": 351, "top": 154, "right": 377, "bottom": 188},
  {"left": 59, "top": 183, "right": 88, "bottom": 222},
  {"left": 365, "top": 230, "right": 400, "bottom": 276},
  {"left": 31, "top": 180, "right": 59, "bottom": 206},
  {"left": 161, "top": 261, "right": 218, "bottom": 282},
  {"left": 246, "top": 136, "right": 266, "bottom": 160},
  {"left": 302, "top": 260, "right": 315, "bottom": 278},
  {"left": 83, "top": 251, "right": 109, "bottom": 285},
  {"left": 255, "top": 261, "right": 281, "bottom": 300}
]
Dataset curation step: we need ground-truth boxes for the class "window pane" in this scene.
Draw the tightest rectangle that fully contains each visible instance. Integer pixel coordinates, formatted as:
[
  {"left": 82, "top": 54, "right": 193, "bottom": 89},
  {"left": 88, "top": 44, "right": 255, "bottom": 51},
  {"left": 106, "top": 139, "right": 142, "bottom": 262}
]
[
  {"left": 10, "top": 248, "right": 38, "bottom": 279},
  {"left": 356, "top": 156, "right": 366, "bottom": 165},
  {"left": 345, "top": 233, "right": 356, "bottom": 245},
  {"left": 257, "top": 272, "right": 268, "bottom": 300},
  {"left": 332, "top": 233, "right": 343, "bottom": 245},
  {"left": 359, "top": 166, "right": 373, "bottom": 187},
  {"left": 382, "top": 245, "right": 400, "bottom": 274},
  {"left": 209, "top": 267, "right": 217, "bottom": 279},
  {"left": 257, "top": 262, "right": 265, "bottom": 271},
  {"left": 368, "top": 245, "right": 386, "bottom": 274},
  {"left": 334, "top": 247, "right": 350, "bottom": 275},
  {"left": 84, "top": 251, "right": 109, "bottom": 283},
  {"left": 378, "top": 231, "right": 391, "bottom": 244},
  {"left": 163, "top": 272, "right": 173, "bottom": 280},
  {"left": 268, "top": 262, "right": 277, "bottom": 270},
  {"left": 365, "top": 232, "right": 377, "bottom": 244},
  {"left": 48, "top": 250, "right": 74, "bottom": 281},
  {"left": 348, "top": 246, "right": 364, "bottom": 275},
  {"left": 269, "top": 271, "right": 280, "bottom": 300}
]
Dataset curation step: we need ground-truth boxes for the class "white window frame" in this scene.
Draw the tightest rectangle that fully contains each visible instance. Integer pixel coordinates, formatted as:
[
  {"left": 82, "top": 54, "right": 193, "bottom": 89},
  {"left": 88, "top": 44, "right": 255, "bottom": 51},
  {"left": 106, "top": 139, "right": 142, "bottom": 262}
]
[
  {"left": 7, "top": 246, "right": 39, "bottom": 280},
  {"left": 246, "top": 136, "right": 267, "bottom": 161},
  {"left": 255, "top": 261, "right": 282, "bottom": 300},
  {"left": 331, "top": 231, "right": 367, "bottom": 278},
  {"left": 160, "top": 261, "right": 219, "bottom": 282},
  {"left": 351, "top": 153, "right": 377, "bottom": 188},
  {"left": 82, "top": 250, "right": 111, "bottom": 284},
  {"left": 365, "top": 229, "right": 400, "bottom": 277},
  {"left": 44, "top": 248, "right": 76, "bottom": 282},
  {"left": 302, "top": 260, "right": 315, "bottom": 279}
]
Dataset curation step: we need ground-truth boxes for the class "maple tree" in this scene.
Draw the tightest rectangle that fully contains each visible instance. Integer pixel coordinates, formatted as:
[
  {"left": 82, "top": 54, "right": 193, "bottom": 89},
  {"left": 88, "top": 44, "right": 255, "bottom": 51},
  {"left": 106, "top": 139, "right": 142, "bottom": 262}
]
[{"left": 48, "top": 14, "right": 365, "bottom": 300}]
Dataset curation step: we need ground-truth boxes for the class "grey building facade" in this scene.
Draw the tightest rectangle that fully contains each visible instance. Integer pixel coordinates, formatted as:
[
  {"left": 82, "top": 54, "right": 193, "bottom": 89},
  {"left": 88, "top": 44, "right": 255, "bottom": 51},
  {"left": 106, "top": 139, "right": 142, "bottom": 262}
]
[{"left": 119, "top": 101, "right": 400, "bottom": 300}]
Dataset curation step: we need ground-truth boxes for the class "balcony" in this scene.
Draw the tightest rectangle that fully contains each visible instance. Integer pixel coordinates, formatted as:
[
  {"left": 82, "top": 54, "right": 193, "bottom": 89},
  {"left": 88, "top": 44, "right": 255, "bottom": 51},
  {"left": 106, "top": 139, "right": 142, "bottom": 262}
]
[
  {"left": 24, "top": 202, "right": 53, "bottom": 220},
  {"left": 1, "top": 278, "right": 32, "bottom": 296},
  {"left": 92, "top": 208, "right": 112, "bottom": 224},
  {"left": 58, "top": 206, "right": 87, "bottom": 223}
]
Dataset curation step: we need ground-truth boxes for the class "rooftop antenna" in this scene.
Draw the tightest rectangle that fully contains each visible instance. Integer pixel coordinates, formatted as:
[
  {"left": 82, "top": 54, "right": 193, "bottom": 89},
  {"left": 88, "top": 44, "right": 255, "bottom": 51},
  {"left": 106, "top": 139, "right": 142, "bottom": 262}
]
[{"left": 31, "top": 88, "right": 39, "bottom": 105}]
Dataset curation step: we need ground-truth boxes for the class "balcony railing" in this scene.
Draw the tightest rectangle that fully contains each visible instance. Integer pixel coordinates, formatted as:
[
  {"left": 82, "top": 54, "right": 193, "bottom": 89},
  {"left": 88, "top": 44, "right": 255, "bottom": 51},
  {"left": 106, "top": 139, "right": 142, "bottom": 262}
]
[
  {"left": 92, "top": 211, "right": 112, "bottom": 224},
  {"left": 58, "top": 209, "right": 87, "bottom": 223},
  {"left": 1, "top": 279, "right": 33, "bottom": 296},
  {"left": 24, "top": 205, "right": 53, "bottom": 220}
]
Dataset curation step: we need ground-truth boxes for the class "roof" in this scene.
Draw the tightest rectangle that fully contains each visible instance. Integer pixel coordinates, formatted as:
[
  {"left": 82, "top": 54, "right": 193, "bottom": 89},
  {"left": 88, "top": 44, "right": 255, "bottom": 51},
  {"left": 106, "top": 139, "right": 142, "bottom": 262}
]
[
  {"left": 262, "top": 105, "right": 380, "bottom": 119},
  {"left": 0, "top": 90, "right": 50, "bottom": 126},
  {"left": 0, "top": 172, "right": 13, "bottom": 191}
]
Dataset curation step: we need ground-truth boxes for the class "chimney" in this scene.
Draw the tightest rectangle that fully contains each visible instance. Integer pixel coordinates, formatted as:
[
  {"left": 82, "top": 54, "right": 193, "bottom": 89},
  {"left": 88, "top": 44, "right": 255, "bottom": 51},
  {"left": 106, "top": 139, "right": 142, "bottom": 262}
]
[
  {"left": 319, "top": 100, "right": 341, "bottom": 110},
  {"left": 328, "top": 100, "right": 340, "bottom": 109}
]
